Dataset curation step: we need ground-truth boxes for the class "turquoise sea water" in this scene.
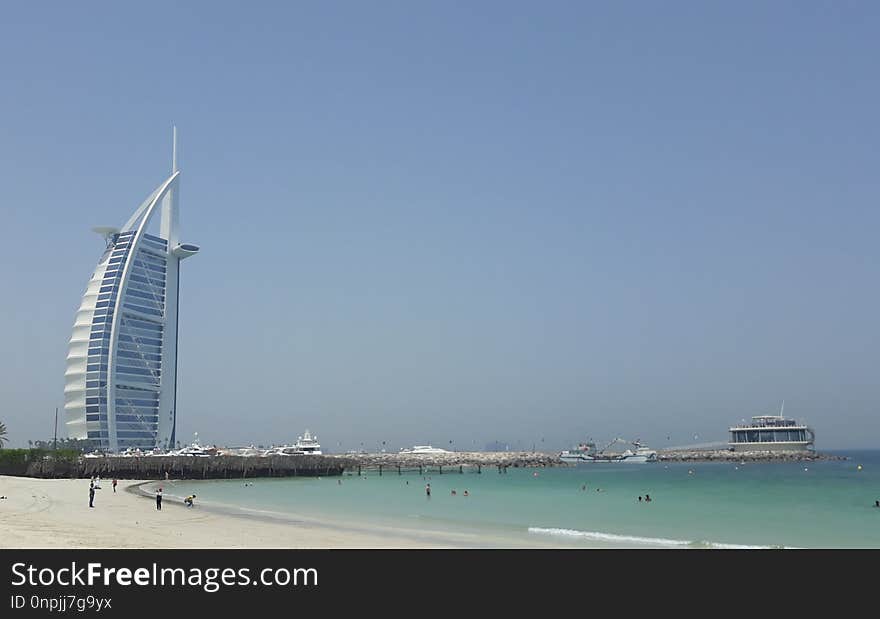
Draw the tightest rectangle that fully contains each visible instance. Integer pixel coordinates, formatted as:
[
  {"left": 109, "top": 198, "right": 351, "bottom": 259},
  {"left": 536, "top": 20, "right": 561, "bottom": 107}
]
[{"left": 170, "top": 450, "right": 880, "bottom": 548}]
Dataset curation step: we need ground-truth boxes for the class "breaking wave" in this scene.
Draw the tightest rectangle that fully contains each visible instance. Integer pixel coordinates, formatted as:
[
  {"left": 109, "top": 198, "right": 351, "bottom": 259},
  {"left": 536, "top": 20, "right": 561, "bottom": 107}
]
[{"left": 527, "top": 527, "right": 791, "bottom": 549}]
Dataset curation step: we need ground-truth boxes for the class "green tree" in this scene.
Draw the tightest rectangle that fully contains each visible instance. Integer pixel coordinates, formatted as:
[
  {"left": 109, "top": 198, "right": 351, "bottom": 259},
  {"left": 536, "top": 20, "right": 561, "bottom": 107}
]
[{"left": 0, "top": 421, "right": 8, "bottom": 448}]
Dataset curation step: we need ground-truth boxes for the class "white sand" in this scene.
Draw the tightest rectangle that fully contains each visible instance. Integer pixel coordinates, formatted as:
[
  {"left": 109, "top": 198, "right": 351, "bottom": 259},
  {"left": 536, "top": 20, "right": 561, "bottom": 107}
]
[{"left": 0, "top": 476, "right": 575, "bottom": 549}]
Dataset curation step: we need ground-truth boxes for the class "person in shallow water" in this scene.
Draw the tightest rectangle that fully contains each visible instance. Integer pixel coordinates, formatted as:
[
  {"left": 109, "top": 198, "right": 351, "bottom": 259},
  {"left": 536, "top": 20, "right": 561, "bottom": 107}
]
[
  {"left": 638, "top": 496, "right": 643, "bottom": 502},
  {"left": 645, "top": 494, "right": 652, "bottom": 502}
]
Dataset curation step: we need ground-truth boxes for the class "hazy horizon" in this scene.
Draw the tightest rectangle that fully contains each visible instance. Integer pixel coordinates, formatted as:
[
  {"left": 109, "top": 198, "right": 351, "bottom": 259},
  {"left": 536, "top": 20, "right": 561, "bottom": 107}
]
[{"left": 1, "top": 2, "right": 878, "bottom": 451}]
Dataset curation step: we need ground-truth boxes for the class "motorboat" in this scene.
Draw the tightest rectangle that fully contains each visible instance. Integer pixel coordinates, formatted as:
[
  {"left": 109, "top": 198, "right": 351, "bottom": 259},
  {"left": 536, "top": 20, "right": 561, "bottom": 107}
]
[
  {"left": 264, "top": 445, "right": 306, "bottom": 456},
  {"left": 398, "top": 445, "right": 451, "bottom": 455}
]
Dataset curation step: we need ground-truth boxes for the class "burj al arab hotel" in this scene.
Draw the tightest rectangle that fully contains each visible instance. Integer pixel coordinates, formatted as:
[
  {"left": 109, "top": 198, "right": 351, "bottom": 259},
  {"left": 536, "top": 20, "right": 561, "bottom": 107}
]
[{"left": 64, "top": 128, "right": 199, "bottom": 452}]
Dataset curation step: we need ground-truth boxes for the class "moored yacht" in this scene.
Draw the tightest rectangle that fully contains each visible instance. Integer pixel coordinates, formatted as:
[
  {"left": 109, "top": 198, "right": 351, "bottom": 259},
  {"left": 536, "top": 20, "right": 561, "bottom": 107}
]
[
  {"left": 171, "top": 433, "right": 218, "bottom": 457},
  {"left": 399, "top": 445, "right": 451, "bottom": 454},
  {"left": 294, "top": 430, "right": 322, "bottom": 455}
]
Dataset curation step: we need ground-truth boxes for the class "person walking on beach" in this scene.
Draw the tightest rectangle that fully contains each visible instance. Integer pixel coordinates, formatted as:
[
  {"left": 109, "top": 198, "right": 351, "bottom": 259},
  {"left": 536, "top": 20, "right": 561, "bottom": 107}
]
[
  {"left": 89, "top": 481, "right": 95, "bottom": 508},
  {"left": 156, "top": 487, "right": 163, "bottom": 511},
  {"left": 112, "top": 479, "right": 117, "bottom": 494}
]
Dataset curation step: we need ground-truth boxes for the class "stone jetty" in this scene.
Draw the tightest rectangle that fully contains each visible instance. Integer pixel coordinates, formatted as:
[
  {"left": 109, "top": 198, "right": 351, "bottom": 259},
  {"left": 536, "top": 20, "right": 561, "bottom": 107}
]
[
  {"left": 326, "top": 451, "right": 562, "bottom": 472},
  {"left": 3, "top": 448, "right": 847, "bottom": 480},
  {"left": 656, "top": 449, "right": 846, "bottom": 462},
  {"left": 1, "top": 453, "right": 352, "bottom": 479}
]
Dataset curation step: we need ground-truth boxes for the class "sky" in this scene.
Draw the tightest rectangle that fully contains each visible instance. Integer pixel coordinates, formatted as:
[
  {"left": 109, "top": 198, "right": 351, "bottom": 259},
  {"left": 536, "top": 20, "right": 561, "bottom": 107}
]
[{"left": 0, "top": 1, "right": 877, "bottom": 451}]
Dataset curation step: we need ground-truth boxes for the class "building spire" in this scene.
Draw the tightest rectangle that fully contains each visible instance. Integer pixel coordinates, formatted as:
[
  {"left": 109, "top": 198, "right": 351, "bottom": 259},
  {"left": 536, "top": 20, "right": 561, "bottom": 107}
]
[{"left": 172, "top": 125, "right": 178, "bottom": 173}]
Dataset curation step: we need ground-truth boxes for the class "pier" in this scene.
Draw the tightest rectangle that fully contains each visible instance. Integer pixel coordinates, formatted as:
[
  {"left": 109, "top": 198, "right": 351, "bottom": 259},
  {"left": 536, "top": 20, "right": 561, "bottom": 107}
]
[
  {"left": 330, "top": 451, "right": 561, "bottom": 475},
  {"left": 0, "top": 452, "right": 352, "bottom": 479},
  {"left": 0, "top": 447, "right": 847, "bottom": 480}
]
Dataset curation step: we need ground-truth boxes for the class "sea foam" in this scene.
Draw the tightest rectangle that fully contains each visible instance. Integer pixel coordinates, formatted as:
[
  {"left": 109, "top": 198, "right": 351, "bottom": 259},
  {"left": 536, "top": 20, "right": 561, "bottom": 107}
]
[{"left": 527, "top": 527, "right": 790, "bottom": 549}]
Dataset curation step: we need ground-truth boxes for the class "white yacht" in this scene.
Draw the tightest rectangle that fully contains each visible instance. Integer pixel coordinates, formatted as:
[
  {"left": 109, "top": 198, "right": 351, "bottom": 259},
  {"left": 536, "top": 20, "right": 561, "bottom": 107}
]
[
  {"left": 171, "top": 433, "right": 218, "bottom": 457},
  {"left": 264, "top": 445, "right": 305, "bottom": 456},
  {"left": 729, "top": 402, "right": 814, "bottom": 452},
  {"left": 294, "top": 430, "right": 322, "bottom": 454},
  {"left": 560, "top": 439, "right": 657, "bottom": 464},
  {"left": 399, "top": 445, "right": 451, "bottom": 454},
  {"left": 264, "top": 430, "right": 322, "bottom": 456}
]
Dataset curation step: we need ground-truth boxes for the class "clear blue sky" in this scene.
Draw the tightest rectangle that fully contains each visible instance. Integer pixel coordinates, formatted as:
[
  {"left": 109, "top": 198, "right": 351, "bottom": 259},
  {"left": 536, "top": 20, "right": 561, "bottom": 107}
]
[{"left": 1, "top": 2, "right": 877, "bottom": 450}]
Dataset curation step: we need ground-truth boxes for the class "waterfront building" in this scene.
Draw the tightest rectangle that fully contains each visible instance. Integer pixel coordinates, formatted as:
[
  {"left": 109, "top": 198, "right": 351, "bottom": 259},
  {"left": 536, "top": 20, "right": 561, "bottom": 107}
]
[{"left": 64, "top": 129, "right": 199, "bottom": 451}]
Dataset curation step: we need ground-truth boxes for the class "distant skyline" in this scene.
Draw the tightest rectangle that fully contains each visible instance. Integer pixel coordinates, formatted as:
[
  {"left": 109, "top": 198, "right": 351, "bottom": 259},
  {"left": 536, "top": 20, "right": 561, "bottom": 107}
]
[{"left": 1, "top": 2, "right": 878, "bottom": 451}]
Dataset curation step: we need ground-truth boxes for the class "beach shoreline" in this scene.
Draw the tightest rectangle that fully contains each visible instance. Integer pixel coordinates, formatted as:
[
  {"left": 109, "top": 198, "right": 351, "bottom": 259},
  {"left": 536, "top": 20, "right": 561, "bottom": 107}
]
[{"left": 0, "top": 475, "right": 591, "bottom": 549}]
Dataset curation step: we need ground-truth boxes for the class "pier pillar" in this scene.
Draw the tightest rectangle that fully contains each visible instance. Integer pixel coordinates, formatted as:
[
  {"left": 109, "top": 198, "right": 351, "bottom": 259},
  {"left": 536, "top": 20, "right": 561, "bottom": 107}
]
[
  {"left": 379, "top": 465, "right": 383, "bottom": 476},
  {"left": 358, "top": 465, "right": 362, "bottom": 476},
  {"left": 439, "top": 466, "right": 442, "bottom": 475},
  {"left": 459, "top": 465, "right": 463, "bottom": 474}
]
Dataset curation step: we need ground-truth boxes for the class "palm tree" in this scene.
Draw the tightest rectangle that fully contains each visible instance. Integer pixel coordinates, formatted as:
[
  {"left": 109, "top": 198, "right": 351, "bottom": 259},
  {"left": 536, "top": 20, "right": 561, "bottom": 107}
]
[{"left": 0, "top": 421, "right": 8, "bottom": 448}]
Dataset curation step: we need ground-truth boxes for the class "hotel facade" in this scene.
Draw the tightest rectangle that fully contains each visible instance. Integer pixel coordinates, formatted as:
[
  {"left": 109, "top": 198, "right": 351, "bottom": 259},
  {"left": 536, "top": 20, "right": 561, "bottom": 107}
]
[{"left": 64, "top": 129, "right": 199, "bottom": 452}]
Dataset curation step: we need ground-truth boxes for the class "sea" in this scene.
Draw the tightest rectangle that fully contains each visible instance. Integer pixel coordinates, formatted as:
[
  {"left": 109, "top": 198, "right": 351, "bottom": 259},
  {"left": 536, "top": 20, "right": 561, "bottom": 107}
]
[{"left": 165, "top": 449, "right": 880, "bottom": 548}]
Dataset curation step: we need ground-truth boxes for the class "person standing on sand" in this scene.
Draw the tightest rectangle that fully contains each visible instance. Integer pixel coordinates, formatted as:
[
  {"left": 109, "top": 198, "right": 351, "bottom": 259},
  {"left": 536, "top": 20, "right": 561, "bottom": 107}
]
[
  {"left": 156, "top": 487, "right": 163, "bottom": 511},
  {"left": 89, "top": 481, "right": 95, "bottom": 508},
  {"left": 112, "top": 479, "right": 117, "bottom": 493}
]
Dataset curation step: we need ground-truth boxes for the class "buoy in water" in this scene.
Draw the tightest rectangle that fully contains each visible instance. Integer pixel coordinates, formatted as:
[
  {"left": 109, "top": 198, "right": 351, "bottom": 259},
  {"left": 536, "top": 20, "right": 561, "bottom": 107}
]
[{"left": 858, "top": 465, "right": 863, "bottom": 471}]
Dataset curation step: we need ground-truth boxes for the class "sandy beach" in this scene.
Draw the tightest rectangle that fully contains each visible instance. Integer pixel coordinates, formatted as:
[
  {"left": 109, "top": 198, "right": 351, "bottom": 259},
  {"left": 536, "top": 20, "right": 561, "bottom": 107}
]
[{"left": 0, "top": 475, "right": 575, "bottom": 549}]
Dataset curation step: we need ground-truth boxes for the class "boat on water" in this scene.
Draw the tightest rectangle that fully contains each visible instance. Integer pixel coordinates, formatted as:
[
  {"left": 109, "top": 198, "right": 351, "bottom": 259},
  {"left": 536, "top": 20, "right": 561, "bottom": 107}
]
[
  {"left": 170, "top": 433, "right": 218, "bottom": 457},
  {"left": 295, "top": 430, "right": 322, "bottom": 454},
  {"left": 729, "top": 402, "right": 814, "bottom": 452},
  {"left": 399, "top": 445, "right": 451, "bottom": 455},
  {"left": 266, "top": 430, "right": 322, "bottom": 456},
  {"left": 560, "top": 438, "right": 657, "bottom": 464}
]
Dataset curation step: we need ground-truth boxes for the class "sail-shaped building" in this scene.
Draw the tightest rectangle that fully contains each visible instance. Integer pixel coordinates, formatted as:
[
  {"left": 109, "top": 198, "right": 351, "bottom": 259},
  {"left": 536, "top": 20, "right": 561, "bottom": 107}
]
[{"left": 64, "top": 129, "right": 199, "bottom": 452}]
